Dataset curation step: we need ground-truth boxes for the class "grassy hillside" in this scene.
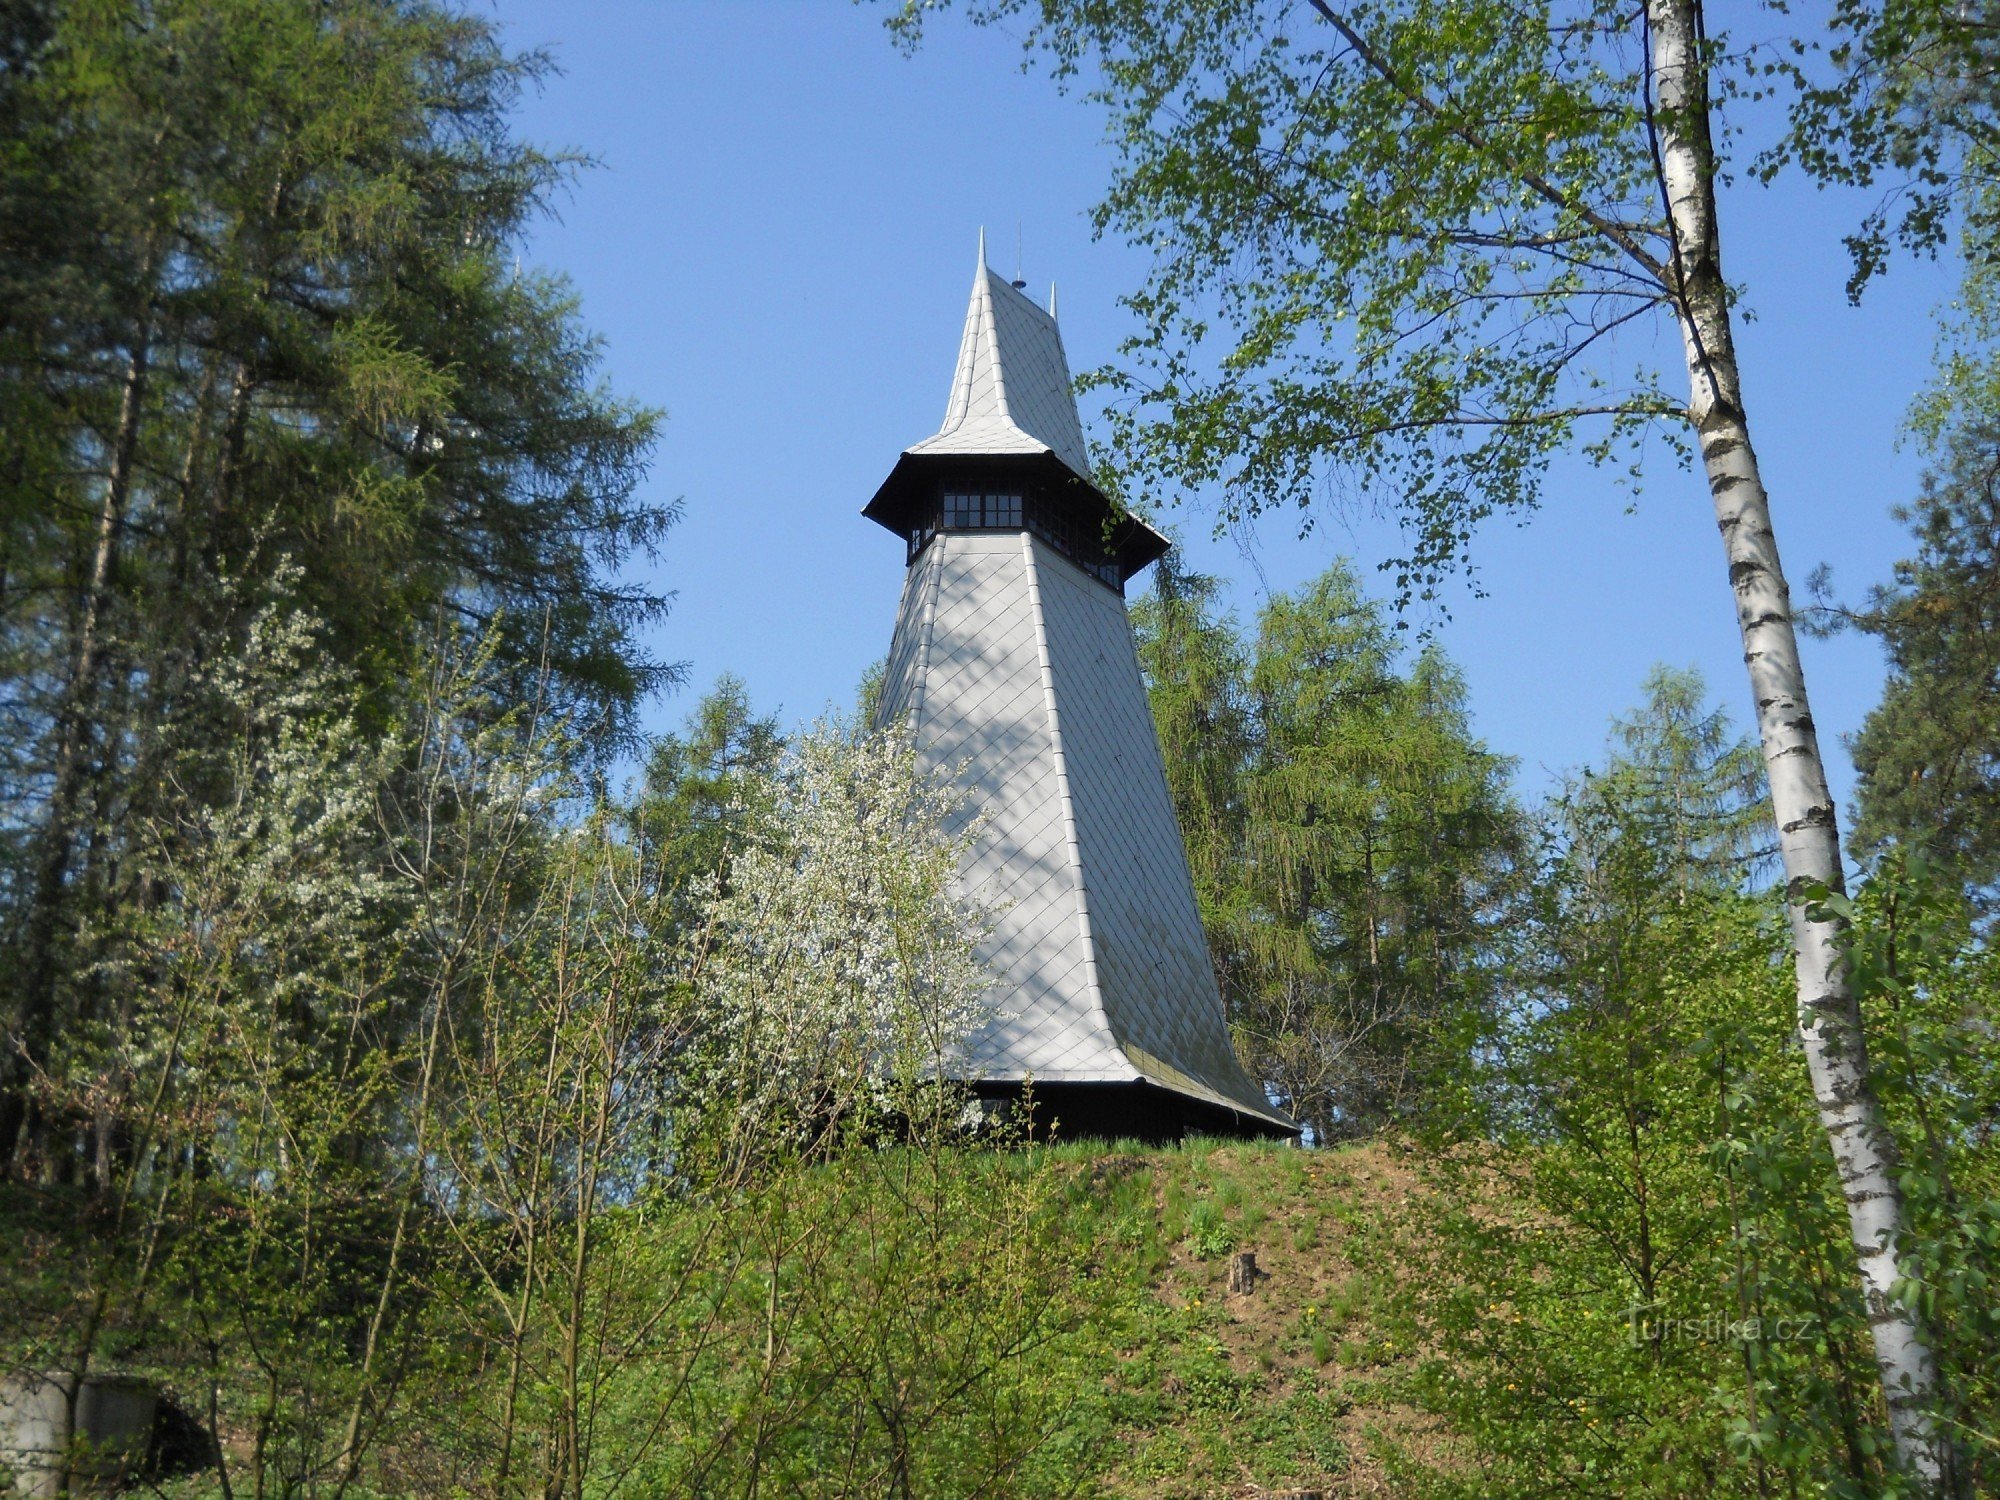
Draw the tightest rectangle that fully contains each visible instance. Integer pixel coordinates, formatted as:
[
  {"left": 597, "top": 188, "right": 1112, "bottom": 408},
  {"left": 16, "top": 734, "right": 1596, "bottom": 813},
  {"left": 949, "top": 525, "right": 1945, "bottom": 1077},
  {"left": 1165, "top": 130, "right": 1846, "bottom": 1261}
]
[
  {"left": 32, "top": 1123, "right": 1945, "bottom": 1497},
  {"left": 1026, "top": 1137, "right": 1442, "bottom": 1498},
  {"left": 4, "top": 1136, "right": 1448, "bottom": 1499}
]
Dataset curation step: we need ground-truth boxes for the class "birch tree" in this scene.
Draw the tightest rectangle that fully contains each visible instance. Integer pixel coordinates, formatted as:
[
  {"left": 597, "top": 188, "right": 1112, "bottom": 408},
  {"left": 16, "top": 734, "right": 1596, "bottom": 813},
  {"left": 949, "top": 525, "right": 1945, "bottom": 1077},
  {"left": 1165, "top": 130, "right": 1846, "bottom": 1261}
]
[{"left": 888, "top": 0, "right": 1952, "bottom": 1483}]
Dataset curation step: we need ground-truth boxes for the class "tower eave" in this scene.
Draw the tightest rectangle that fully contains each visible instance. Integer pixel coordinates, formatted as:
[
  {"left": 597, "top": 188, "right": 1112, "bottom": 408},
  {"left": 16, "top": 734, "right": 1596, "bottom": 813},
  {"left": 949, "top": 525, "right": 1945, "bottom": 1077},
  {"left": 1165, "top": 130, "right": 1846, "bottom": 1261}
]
[{"left": 862, "top": 450, "right": 1172, "bottom": 583}]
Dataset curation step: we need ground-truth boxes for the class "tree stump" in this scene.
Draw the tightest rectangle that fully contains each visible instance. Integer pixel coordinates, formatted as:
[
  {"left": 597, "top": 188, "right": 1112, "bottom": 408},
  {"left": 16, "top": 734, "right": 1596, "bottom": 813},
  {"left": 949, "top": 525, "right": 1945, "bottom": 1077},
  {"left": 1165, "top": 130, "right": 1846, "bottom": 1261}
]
[{"left": 1228, "top": 1250, "right": 1258, "bottom": 1294}]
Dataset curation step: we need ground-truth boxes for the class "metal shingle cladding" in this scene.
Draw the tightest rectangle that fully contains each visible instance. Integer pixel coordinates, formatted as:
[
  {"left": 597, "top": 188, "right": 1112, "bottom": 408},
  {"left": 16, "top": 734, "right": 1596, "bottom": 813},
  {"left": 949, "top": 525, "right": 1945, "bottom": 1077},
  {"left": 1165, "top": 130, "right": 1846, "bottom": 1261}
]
[
  {"left": 879, "top": 535, "right": 1288, "bottom": 1126},
  {"left": 888, "top": 533, "right": 1134, "bottom": 1081},
  {"left": 1030, "top": 543, "right": 1278, "bottom": 1115},
  {"left": 906, "top": 267, "right": 1093, "bottom": 480}
]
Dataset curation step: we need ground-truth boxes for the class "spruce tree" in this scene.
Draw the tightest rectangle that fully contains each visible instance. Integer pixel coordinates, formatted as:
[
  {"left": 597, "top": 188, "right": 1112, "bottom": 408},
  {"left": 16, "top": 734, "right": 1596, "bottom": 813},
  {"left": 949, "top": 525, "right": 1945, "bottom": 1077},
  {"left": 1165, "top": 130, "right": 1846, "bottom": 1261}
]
[{"left": 1843, "top": 425, "right": 2000, "bottom": 908}]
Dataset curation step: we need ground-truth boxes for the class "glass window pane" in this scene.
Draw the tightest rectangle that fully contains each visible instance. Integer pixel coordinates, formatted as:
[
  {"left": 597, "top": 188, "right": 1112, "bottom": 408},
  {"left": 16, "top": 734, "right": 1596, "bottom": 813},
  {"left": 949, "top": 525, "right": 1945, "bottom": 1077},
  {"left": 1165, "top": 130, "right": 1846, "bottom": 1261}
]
[{"left": 938, "top": 489, "right": 1024, "bottom": 529}]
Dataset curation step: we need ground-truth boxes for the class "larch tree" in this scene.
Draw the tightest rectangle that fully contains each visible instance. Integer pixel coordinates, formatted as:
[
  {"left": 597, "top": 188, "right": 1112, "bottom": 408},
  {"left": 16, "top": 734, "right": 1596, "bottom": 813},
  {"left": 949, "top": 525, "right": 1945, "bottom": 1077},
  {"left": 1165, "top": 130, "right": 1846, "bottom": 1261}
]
[
  {"left": 1244, "top": 564, "right": 1518, "bottom": 1138},
  {"left": 1136, "top": 556, "right": 1518, "bottom": 1140},
  {"left": 1129, "top": 552, "right": 1259, "bottom": 1051},
  {"left": 888, "top": 0, "right": 1951, "bottom": 1482},
  {"left": 0, "top": 0, "right": 671, "bottom": 1176},
  {"left": 629, "top": 675, "right": 787, "bottom": 933},
  {"left": 1594, "top": 662, "right": 1776, "bottom": 893}
]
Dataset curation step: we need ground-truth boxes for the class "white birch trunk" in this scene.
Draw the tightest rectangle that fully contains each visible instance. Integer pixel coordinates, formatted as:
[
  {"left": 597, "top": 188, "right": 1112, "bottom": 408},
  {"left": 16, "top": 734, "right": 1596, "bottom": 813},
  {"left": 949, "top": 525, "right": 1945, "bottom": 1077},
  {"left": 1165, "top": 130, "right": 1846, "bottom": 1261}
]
[{"left": 1647, "top": 1, "right": 1948, "bottom": 1485}]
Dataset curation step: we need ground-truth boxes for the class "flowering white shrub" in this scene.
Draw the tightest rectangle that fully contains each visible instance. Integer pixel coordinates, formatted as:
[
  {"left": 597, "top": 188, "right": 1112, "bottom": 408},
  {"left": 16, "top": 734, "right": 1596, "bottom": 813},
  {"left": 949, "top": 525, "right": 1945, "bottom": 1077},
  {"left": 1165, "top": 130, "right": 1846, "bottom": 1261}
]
[{"left": 688, "top": 720, "right": 992, "bottom": 1141}]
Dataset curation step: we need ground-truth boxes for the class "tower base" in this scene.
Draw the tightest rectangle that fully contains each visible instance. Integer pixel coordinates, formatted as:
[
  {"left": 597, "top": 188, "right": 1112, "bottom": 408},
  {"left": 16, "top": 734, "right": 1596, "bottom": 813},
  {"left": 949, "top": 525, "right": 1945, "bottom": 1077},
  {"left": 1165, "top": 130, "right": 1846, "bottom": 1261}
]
[{"left": 976, "top": 1081, "right": 1297, "bottom": 1145}]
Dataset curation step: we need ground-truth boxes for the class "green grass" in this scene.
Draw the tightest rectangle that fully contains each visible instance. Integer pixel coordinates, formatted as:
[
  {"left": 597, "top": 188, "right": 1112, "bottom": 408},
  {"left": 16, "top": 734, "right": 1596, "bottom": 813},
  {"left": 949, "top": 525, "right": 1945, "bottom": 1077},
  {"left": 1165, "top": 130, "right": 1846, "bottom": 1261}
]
[
  {"left": 1005, "top": 1136, "right": 1425, "bottom": 1496},
  {"left": 8, "top": 1135, "right": 1430, "bottom": 1499}
]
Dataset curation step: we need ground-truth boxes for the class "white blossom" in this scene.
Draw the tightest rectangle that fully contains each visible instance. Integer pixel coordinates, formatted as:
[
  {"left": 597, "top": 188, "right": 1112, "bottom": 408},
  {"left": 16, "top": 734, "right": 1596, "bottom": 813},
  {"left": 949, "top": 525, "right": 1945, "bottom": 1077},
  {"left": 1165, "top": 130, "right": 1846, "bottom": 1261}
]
[{"left": 688, "top": 719, "right": 993, "bottom": 1138}]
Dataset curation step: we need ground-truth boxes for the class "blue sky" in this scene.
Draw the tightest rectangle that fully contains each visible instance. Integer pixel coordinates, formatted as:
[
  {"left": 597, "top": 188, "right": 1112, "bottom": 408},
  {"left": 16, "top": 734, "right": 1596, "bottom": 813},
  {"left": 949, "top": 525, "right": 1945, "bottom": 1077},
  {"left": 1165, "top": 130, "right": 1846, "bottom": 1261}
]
[{"left": 496, "top": 1, "right": 1953, "bottom": 829}]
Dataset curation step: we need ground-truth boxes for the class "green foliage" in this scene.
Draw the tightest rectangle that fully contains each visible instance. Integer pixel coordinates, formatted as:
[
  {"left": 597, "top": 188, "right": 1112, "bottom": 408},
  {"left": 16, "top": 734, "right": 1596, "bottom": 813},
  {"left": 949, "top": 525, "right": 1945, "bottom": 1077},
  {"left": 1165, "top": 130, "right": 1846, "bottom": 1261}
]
[
  {"left": 567, "top": 1140, "right": 1381, "bottom": 1500},
  {"left": 2, "top": 0, "right": 669, "bottom": 727},
  {"left": 887, "top": 0, "right": 1690, "bottom": 603},
  {"left": 1388, "top": 677, "right": 2000, "bottom": 1497},
  {"left": 1404, "top": 894, "right": 1799, "bottom": 1497},
  {"left": 1779, "top": 1, "right": 2000, "bottom": 299},
  {"left": 1185, "top": 1197, "right": 1235, "bottom": 1259},
  {"left": 1591, "top": 664, "right": 1775, "bottom": 888},
  {"left": 1829, "top": 423, "right": 2000, "bottom": 910},
  {"left": 1789, "top": 12, "right": 2000, "bottom": 923},
  {"left": 629, "top": 675, "right": 786, "bottom": 930},
  {"left": 1841, "top": 858, "right": 2000, "bottom": 1473},
  {"left": 0, "top": 0, "right": 670, "bottom": 1180},
  {"left": 1134, "top": 551, "right": 1522, "bottom": 1140},
  {"left": 0, "top": 630, "right": 1037, "bottom": 1496},
  {"left": 1786, "top": 8, "right": 2000, "bottom": 916},
  {"left": 613, "top": 1146, "right": 1108, "bottom": 1497}
]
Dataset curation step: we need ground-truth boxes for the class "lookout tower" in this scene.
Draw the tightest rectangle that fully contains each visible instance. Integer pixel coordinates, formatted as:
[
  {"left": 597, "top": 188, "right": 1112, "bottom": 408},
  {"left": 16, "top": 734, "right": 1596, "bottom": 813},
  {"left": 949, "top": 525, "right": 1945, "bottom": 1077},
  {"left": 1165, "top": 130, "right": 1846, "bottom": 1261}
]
[{"left": 865, "top": 239, "right": 1296, "bottom": 1141}]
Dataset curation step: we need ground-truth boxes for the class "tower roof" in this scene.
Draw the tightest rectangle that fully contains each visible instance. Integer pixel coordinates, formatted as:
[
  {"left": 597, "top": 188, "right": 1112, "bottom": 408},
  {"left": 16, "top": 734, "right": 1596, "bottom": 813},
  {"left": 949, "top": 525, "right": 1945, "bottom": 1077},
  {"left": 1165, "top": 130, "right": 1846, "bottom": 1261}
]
[
  {"left": 908, "top": 237, "right": 1093, "bottom": 479},
  {"left": 863, "top": 238, "right": 1172, "bottom": 585}
]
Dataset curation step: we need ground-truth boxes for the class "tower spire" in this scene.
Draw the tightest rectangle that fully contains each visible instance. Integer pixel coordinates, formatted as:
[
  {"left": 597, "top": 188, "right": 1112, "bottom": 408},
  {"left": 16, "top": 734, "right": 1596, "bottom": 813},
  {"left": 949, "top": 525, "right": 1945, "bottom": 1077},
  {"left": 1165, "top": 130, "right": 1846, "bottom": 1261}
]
[{"left": 904, "top": 245, "right": 1093, "bottom": 479}]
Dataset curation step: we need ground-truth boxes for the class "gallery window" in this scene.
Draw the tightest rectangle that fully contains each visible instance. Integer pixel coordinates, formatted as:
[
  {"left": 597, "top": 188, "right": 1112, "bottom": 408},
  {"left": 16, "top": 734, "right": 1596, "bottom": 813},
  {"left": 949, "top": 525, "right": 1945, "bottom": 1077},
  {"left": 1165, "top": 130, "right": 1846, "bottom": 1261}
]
[
  {"left": 906, "top": 483, "right": 1124, "bottom": 592},
  {"left": 942, "top": 491, "right": 1023, "bottom": 529}
]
